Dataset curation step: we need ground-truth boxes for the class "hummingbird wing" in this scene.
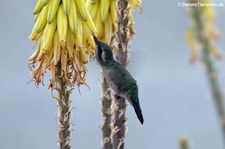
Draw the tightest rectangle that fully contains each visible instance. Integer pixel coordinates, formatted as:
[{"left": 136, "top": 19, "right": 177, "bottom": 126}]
[
  {"left": 122, "top": 81, "right": 144, "bottom": 124},
  {"left": 102, "top": 63, "right": 144, "bottom": 124},
  {"left": 102, "top": 62, "right": 134, "bottom": 94}
]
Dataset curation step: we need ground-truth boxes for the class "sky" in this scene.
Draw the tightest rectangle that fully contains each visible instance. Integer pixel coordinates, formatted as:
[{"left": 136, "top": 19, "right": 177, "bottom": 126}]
[{"left": 0, "top": 0, "right": 225, "bottom": 149}]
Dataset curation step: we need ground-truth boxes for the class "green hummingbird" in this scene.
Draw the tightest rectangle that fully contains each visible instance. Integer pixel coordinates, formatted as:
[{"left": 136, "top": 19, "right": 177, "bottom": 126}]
[{"left": 94, "top": 37, "right": 144, "bottom": 124}]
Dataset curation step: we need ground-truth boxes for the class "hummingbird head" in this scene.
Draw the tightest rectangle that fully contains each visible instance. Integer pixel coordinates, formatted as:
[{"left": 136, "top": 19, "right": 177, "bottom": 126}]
[{"left": 94, "top": 36, "right": 114, "bottom": 65}]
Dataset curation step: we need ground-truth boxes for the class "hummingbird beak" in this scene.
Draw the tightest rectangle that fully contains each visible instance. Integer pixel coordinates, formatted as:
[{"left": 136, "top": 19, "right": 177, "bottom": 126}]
[{"left": 93, "top": 36, "right": 99, "bottom": 45}]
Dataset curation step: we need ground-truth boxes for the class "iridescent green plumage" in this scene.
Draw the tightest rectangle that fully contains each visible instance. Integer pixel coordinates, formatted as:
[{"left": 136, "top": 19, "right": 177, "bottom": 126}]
[{"left": 94, "top": 37, "right": 144, "bottom": 124}]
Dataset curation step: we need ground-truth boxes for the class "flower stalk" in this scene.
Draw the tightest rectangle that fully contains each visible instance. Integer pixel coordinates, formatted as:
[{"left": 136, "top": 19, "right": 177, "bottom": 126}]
[
  {"left": 179, "top": 137, "right": 190, "bottom": 149},
  {"left": 186, "top": 0, "right": 225, "bottom": 143},
  {"left": 111, "top": 0, "right": 142, "bottom": 148},
  {"left": 100, "top": 75, "right": 113, "bottom": 149},
  {"left": 55, "top": 64, "right": 72, "bottom": 149},
  {"left": 87, "top": 1, "right": 117, "bottom": 148},
  {"left": 112, "top": 0, "right": 130, "bottom": 148},
  {"left": 29, "top": 0, "right": 97, "bottom": 148},
  {"left": 87, "top": 0, "right": 141, "bottom": 148},
  {"left": 112, "top": 95, "right": 127, "bottom": 149}
]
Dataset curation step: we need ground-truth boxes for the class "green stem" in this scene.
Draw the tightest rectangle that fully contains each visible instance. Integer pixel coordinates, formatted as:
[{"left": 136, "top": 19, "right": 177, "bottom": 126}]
[
  {"left": 191, "top": 1, "right": 225, "bottom": 143},
  {"left": 203, "top": 41, "right": 225, "bottom": 141},
  {"left": 203, "top": 41, "right": 225, "bottom": 134},
  {"left": 55, "top": 65, "right": 72, "bottom": 149}
]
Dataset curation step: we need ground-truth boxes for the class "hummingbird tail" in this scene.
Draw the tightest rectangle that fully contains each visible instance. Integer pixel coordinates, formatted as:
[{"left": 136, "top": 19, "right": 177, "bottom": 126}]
[{"left": 133, "top": 103, "right": 144, "bottom": 124}]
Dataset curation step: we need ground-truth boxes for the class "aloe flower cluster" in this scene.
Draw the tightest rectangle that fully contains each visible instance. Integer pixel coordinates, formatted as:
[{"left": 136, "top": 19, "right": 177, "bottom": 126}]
[
  {"left": 186, "top": 0, "right": 220, "bottom": 62},
  {"left": 29, "top": 0, "right": 96, "bottom": 88}
]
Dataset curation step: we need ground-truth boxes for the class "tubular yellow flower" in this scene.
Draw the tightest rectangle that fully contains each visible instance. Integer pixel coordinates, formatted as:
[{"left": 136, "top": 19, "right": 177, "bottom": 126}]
[
  {"left": 186, "top": 0, "right": 221, "bottom": 62},
  {"left": 128, "top": 1, "right": 142, "bottom": 39},
  {"left": 129, "top": 0, "right": 142, "bottom": 11},
  {"left": 29, "top": 0, "right": 96, "bottom": 88},
  {"left": 87, "top": 0, "right": 118, "bottom": 44},
  {"left": 185, "top": 27, "right": 199, "bottom": 62},
  {"left": 86, "top": 0, "right": 142, "bottom": 44}
]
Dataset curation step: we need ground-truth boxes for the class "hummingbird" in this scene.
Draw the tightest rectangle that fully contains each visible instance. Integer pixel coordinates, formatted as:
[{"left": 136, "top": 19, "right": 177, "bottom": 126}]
[{"left": 94, "top": 36, "right": 144, "bottom": 124}]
